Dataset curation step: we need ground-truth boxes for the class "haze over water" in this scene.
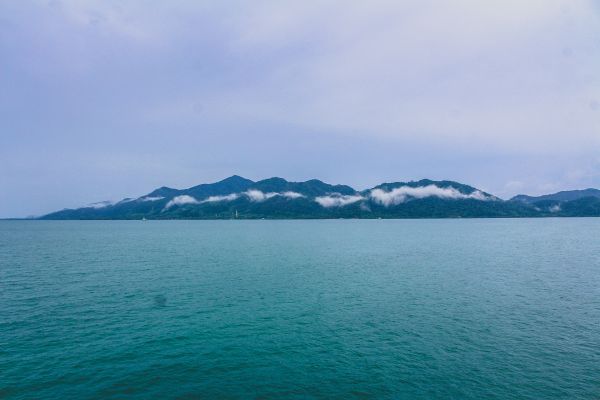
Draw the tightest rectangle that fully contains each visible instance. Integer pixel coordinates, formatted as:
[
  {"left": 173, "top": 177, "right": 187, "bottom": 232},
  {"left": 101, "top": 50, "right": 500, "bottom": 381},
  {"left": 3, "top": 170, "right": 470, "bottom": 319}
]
[{"left": 2, "top": 219, "right": 600, "bottom": 399}]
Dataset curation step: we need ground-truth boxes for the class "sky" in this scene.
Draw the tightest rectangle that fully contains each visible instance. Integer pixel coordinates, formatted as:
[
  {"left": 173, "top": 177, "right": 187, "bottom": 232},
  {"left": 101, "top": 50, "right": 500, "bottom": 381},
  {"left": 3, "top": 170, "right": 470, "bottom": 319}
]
[{"left": 1, "top": 0, "right": 600, "bottom": 217}]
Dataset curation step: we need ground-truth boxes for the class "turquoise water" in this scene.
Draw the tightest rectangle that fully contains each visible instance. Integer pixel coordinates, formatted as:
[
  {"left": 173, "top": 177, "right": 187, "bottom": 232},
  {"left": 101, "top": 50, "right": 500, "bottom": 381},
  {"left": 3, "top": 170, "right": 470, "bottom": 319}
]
[{"left": 1, "top": 219, "right": 599, "bottom": 399}]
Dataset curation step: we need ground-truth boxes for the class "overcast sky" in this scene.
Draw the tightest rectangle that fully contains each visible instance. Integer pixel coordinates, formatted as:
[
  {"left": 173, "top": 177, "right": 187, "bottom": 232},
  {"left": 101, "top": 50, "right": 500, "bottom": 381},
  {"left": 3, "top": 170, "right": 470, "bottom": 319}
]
[{"left": 1, "top": 0, "right": 600, "bottom": 217}]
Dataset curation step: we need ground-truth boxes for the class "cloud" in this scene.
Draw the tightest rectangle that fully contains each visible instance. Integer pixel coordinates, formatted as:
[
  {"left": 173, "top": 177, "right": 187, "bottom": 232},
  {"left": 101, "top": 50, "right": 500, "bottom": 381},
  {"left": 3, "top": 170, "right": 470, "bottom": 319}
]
[
  {"left": 86, "top": 200, "right": 114, "bottom": 209},
  {"left": 164, "top": 195, "right": 199, "bottom": 209},
  {"left": 244, "top": 190, "right": 305, "bottom": 201},
  {"left": 281, "top": 191, "right": 304, "bottom": 199},
  {"left": 370, "top": 185, "right": 492, "bottom": 206},
  {"left": 315, "top": 193, "right": 364, "bottom": 207},
  {"left": 244, "top": 189, "right": 279, "bottom": 202},
  {"left": 150, "top": 190, "right": 306, "bottom": 209},
  {"left": 201, "top": 193, "right": 239, "bottom": 203},
  {"left": 139, "top": 196, "right": 164, "bottom": 202}
]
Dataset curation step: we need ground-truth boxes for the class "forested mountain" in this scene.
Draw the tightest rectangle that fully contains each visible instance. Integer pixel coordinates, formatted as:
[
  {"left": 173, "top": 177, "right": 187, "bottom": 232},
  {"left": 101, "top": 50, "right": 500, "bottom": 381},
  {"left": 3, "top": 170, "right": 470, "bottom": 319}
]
[{"left": 40, "top": 176, "right": 600, "bottom": 219}]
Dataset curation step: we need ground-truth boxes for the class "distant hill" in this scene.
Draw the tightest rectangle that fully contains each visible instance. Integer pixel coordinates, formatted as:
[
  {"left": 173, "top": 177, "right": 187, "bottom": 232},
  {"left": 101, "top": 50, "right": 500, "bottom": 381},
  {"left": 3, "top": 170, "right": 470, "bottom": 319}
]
[
  {"left": 39, "top": 176, "right": 600, "bottom": 219},
  {"left": 508, "top": 188, "right": 600, "bottom": 216},
  {"left": 511, "top": 188, "right": 600, "bottom": 203}
]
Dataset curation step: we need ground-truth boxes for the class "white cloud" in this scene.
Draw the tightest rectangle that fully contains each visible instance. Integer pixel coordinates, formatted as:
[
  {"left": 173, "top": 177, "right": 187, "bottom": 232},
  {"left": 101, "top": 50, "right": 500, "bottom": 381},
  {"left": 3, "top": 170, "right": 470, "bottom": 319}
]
[
  {"left": 281, "top": 191, "right": 304, "bottom": 199},
  {"left": 550, "top": 204, "right": 561, "bottom": 213},
  {"left": 243, "top": 190, "right": 306, "bottom": 201},
  {"left": 159, "top": 190, "right": 306, "bottom": 209},
  {"left": 164, "top": 195, "right": 199, "bottom": 209},
  {"left": 315, "top": 193, "right": 364, "bottom": 207},
  {"left": 86, "top": 200, "right": 114, "bottom": 209},
  {"left": 244, "top": 189, "right": 279, "bottom": 202},
  {"left": 139, "top": 196, "right": 164, "bottom": 202},
  {"left": 201, "top": 193, "right": 239, "bottom": 203},
  {"left": 370, "top": 185, "right": 492, "bottom": 206}
]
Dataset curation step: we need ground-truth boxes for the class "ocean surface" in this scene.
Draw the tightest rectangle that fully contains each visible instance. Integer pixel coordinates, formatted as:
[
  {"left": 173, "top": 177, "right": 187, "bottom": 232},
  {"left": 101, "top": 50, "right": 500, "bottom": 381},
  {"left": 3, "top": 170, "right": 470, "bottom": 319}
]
[{"left": 1, "top": 219, "right": 599, "bottom": 399}]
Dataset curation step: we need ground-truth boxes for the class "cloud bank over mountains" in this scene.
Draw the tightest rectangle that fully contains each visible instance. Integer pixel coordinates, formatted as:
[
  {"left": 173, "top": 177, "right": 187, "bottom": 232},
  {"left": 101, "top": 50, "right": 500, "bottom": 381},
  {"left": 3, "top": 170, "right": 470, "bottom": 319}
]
[
  {"left": 155, "top": 185, "right": 495, "bottom": 211},
  {"left": 164, "top": 190, "right": 305, "bottom": 209},
  {"left": 78, "top": 175, "right": 600, "bottom": 220},
  {"left": 139, "top": 196, "right": 164, "bottom": 202},
  {"left": 369, "top": 185, "right": 492, "bottom": 207},
  {"left": 41, "top": 175, "right": 600, "bottom": 219},
  {"left": 146, "top": 185, "right": 493, "bottom": 211},
  {"left": 202, "top": 193, "right": 240, "bottom": 204},
  {"left": 165, "top": 195, "right": 200, "bottom": 209},
  {"left": 244, "top": 190, "right": 305, "bottom": 202},
  {"left": 315, "top": 194, "right": 365, "bottom": 208}
]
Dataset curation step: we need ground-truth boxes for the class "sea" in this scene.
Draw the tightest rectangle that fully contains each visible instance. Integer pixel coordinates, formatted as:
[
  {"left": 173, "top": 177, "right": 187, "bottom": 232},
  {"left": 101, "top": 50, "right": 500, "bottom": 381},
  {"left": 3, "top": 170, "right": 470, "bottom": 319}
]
[{"left": 1, "top": 219, "right": 599, "bottom": 399}]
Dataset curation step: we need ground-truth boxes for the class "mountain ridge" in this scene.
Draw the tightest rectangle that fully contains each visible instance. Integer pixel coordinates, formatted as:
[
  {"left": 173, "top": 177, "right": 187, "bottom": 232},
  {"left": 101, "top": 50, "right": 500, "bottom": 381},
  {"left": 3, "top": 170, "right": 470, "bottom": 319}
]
[
  {"left": 511, "top": 188, "right": 600, "bottom": 203},
  {"left": 39, "top": 176, "right": 600, "bottom": 219}
]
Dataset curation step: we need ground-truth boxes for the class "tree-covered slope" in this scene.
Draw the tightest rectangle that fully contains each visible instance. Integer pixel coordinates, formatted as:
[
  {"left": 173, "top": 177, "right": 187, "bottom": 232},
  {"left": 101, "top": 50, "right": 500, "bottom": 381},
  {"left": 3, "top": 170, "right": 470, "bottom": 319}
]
[
  {"left": 40, "top": 176, "right": 600, "bottom": 219},
  {"left": 511, "top": 188, "right": 600, "bottom": 203}
]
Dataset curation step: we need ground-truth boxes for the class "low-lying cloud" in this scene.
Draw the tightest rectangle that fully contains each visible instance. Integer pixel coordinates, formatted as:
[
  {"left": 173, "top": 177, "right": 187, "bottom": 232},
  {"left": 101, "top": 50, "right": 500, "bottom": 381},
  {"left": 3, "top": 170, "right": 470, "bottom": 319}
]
[
  {"left": 370, "top": 185, "right": 491, "bottom": 206},
  {"left": 244, "top": 190, "right": 305, "bottom": 201},
  {"left": 201, "top": 193, "right": 240, "bottom": 203},
  {"left": 315, "top": 193, "right": 364, "bottom": 207},
  {"left": 164, "top": 195, "right": 200, "bottom": 209},
  {"left": 86, "top": 201, "right": 114, "bottom": 209},
  {"left": 281, "top": 191, "right": 305, "bottom": 199},
  {"left": 164, "top": 190, "right": 306, "bottom": 208},
  {"left": 139, "top": 196, "right": 164, "bottom": 202},
  {"left": 201, "top": 190, "right": 306, "bottom": 203},
  {"left": 158, "top": 186, "right": 493, "bottom": 210},
  {"left": 244, "top": 189, "right": 279, "bottom": 202}
]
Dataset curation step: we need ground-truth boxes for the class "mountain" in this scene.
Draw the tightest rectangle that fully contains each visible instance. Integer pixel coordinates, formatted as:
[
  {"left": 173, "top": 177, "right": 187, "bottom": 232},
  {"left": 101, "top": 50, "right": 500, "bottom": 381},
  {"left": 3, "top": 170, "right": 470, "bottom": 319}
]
[
  {"left": 511, "top": 188, "right": 600, "bottom": 203},
  {"left": 250, "top": 177, "right": 356, "bottom": 196},
  {"left": 144, "top": 175, "right": 254, "bottom": 199},
  {"left": 509, "top": 188, "right": 600, "bottom": 217},
  {"left": 39, "top": 176, "right": 600, "bottom": 219}
]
